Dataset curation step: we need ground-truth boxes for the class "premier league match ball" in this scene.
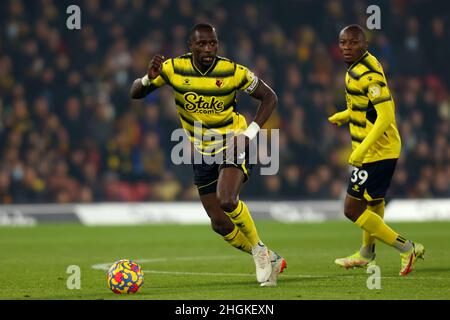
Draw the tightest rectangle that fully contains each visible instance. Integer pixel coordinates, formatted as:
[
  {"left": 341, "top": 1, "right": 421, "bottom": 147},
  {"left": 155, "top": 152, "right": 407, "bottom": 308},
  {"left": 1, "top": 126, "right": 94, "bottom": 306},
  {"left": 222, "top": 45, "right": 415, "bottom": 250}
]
[{"left": 107, "top": 259, "right": 144, "bottom": 294}]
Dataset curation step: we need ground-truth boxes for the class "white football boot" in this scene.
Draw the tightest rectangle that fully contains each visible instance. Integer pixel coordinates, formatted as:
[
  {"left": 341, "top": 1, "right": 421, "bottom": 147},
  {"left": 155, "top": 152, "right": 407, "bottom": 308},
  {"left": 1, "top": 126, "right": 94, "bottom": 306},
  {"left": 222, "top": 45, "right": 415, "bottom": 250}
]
[
  {"left": 252, "top": 242, "right": 272, "bottom": 283},
  {"left": 260, "top": 250, "right": 287, "bottom": 287}
]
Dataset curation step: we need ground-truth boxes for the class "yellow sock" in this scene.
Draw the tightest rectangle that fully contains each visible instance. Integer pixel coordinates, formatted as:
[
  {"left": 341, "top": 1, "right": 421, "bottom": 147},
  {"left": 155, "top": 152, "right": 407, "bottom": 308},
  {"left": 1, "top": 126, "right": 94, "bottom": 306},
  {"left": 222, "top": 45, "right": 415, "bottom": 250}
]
[
  {"left": 224, "top": 200, "right": 260, "bottom": 247},
  {"left": 361, "top": 201, "right": 385, "bottom": 257},
  {"left": 223, "top": 225, "right": 252, "bottom": 254},
  {"left": 355, "top": 208, "right": 411, "bottom": 252}
]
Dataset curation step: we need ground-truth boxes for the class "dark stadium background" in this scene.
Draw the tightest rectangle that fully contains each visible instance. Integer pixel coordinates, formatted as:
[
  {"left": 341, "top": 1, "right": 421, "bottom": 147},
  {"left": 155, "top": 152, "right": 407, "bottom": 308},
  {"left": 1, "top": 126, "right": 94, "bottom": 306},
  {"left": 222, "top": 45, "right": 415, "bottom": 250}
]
[{"left": 0, "top": 0, "right": 449, "bottom": 204}]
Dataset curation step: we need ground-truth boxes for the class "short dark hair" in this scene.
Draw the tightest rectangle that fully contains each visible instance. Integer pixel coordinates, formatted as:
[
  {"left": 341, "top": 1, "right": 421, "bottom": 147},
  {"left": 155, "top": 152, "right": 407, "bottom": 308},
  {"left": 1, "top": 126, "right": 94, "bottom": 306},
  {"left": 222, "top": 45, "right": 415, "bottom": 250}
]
[
  {"left": 341, "top": 24, "right": 366, "bottom": 41},
  {"left": 188, "top": 23, "right": 216, "bottom": 42}
]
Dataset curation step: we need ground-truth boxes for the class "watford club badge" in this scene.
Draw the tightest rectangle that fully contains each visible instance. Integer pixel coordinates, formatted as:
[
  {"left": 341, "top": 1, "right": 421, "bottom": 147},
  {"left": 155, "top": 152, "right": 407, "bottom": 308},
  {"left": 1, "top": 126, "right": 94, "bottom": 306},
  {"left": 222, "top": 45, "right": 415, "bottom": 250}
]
[{"left": 216, "top": 79, "right": 223, "bottom": 88}]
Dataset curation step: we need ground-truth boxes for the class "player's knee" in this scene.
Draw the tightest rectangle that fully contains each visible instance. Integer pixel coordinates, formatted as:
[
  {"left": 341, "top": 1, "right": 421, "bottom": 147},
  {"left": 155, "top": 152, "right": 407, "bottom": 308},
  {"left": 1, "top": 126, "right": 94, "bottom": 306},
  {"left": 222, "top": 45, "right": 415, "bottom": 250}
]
[
  {"left": 217, "top": 192, "right": 239, "bottom": 212},
  {"left": 344, "top": 208, "right": 358, "bottom": 222},
  {"left": 344, "top": 202, "right": 366, "bottom": 222},
  {"left": 344, "top": 203, "right": 359, "bottom": 222},
  {"left": 217, "top": 194, "right": 239, "bottom": 213},
  {"left": 210, "top": 218, "right": 233, "bottom": 236},
  {"left": 344, "top": 195, "right": 367, "bottom": 222}
]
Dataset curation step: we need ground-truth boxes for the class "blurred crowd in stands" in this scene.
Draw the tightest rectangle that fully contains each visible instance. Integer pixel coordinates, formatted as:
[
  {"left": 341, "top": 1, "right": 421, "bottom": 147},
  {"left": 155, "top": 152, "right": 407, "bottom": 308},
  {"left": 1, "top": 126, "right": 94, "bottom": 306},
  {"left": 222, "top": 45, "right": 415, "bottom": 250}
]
[{"left": 0, "top": 0, "right": 449, "bottom": 203}]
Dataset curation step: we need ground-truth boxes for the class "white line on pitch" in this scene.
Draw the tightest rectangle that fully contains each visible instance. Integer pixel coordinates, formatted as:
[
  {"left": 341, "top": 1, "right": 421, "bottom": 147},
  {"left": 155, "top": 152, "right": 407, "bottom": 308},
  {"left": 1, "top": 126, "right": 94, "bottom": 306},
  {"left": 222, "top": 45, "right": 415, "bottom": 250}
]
[
  {"left": 91, "top": 256, "right": 240, "bottom": 270},
  {"left": 91, "top": 256, "right": 450, "bottom": 280},
  {"left": 140, "top": 269, "right": 447, "bottom": 280},
  {"left": 142, "top": 269, "right": 324, "bottom": 278}
]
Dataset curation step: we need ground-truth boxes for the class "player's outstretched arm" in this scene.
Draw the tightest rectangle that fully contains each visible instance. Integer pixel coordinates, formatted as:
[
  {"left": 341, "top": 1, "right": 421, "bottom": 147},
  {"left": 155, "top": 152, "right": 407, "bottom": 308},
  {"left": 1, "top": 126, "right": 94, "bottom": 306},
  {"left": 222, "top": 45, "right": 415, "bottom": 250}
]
[{"left": 130, "top": 54, "right": 165, "bottom": 99}]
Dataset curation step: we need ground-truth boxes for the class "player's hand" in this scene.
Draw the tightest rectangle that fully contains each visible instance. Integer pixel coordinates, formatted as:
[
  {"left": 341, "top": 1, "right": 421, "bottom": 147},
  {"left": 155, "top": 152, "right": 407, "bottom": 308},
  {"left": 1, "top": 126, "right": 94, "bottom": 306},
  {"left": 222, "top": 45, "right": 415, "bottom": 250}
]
[
  {"left": 328, "top": 110, "right": 349, "bottom": 126},
  {"left": 147, "top": 54, "right": 165, "bottom": 79},
  {"left": 348, "top": 147, "right": 365, "bottom": 167}
]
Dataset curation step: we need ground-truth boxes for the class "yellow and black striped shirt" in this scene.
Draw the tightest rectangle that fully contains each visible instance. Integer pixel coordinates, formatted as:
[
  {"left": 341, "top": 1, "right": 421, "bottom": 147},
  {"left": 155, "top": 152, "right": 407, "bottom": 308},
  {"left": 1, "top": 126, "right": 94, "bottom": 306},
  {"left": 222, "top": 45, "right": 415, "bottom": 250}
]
[
  {"left": 345, "top": 51, "right": 401, "bottom": 163},
  {"left": 145, "top": 53, "right": 259, "bottom": 155}
]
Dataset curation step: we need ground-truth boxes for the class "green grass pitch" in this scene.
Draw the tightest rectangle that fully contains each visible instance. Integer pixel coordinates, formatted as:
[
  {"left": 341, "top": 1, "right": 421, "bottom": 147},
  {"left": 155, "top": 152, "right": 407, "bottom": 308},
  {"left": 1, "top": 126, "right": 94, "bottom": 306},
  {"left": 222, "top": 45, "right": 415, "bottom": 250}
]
[{"left": 1, "top": 221, "right": 449, "bottom": 300}]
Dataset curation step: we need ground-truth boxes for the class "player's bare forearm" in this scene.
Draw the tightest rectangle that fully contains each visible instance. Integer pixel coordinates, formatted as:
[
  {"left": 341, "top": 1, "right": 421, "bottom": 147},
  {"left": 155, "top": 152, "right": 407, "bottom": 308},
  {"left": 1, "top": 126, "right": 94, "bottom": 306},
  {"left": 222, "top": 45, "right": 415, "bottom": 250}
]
[
  {"left": 228, "top": 81, "right": 276, "bottom": 155},
  {"left": 130, "top": 78, "right": 148, "bottom": 99},
  {"left": 250, "top": 80, "right": 278, "bottom": 127},
  {"left": 130, "top": 54, "right": 165, "bottom": 99}
]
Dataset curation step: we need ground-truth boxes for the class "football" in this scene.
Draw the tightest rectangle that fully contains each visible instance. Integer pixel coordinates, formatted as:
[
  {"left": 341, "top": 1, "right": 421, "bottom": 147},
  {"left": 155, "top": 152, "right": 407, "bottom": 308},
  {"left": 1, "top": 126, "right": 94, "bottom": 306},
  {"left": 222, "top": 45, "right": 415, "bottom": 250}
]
[{"left": 107, "top": 259, "right": 144, "bottom": 294}]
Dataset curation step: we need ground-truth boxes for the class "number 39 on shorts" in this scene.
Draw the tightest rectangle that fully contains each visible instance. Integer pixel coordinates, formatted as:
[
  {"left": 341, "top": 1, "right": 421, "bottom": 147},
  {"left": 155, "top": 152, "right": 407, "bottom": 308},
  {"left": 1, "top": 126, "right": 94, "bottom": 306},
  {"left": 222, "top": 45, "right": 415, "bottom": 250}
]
[{"left": 351, "top": 167, "right": 368, "bottom": 185}]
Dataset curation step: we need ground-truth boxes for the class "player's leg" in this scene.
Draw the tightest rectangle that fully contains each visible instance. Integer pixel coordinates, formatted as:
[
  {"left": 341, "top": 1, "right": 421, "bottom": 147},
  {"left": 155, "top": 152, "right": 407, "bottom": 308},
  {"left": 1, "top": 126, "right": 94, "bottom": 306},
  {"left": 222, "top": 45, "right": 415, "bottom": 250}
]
[
  {"left": 199, "top": 192, "right": 252, "bottom": 254},
  {"left": 360, "top": 199, "right": 385, "bottom": 258},
  {"left": 217, "top": 166, "right": 273, "bottom": 283},
  {"left": 335, "top": 196, "right": 377, "bottom": 269},
  {"left": 342, "top": 160, "right": 424, "bottom": 275},
  {"left": 335, "top": 162, "right": 380, "bottom": 268},
  {"left": 217, "top": 140, "right": 286, "bottom": 285},
  {"left": 345, "top": 195, "right": 424, "bottom": 275},
  {"left": 193, "top": 157, "right": 254, "bottom": 254},
  {"left": 198, "top": 170, "right": 285, "bottom": 285},
  {"left": 217, "top": 167, "right": 261, "bottom": 246},
  {"left": 344, "top": 195, "right": 404, "bottom": 250}
]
